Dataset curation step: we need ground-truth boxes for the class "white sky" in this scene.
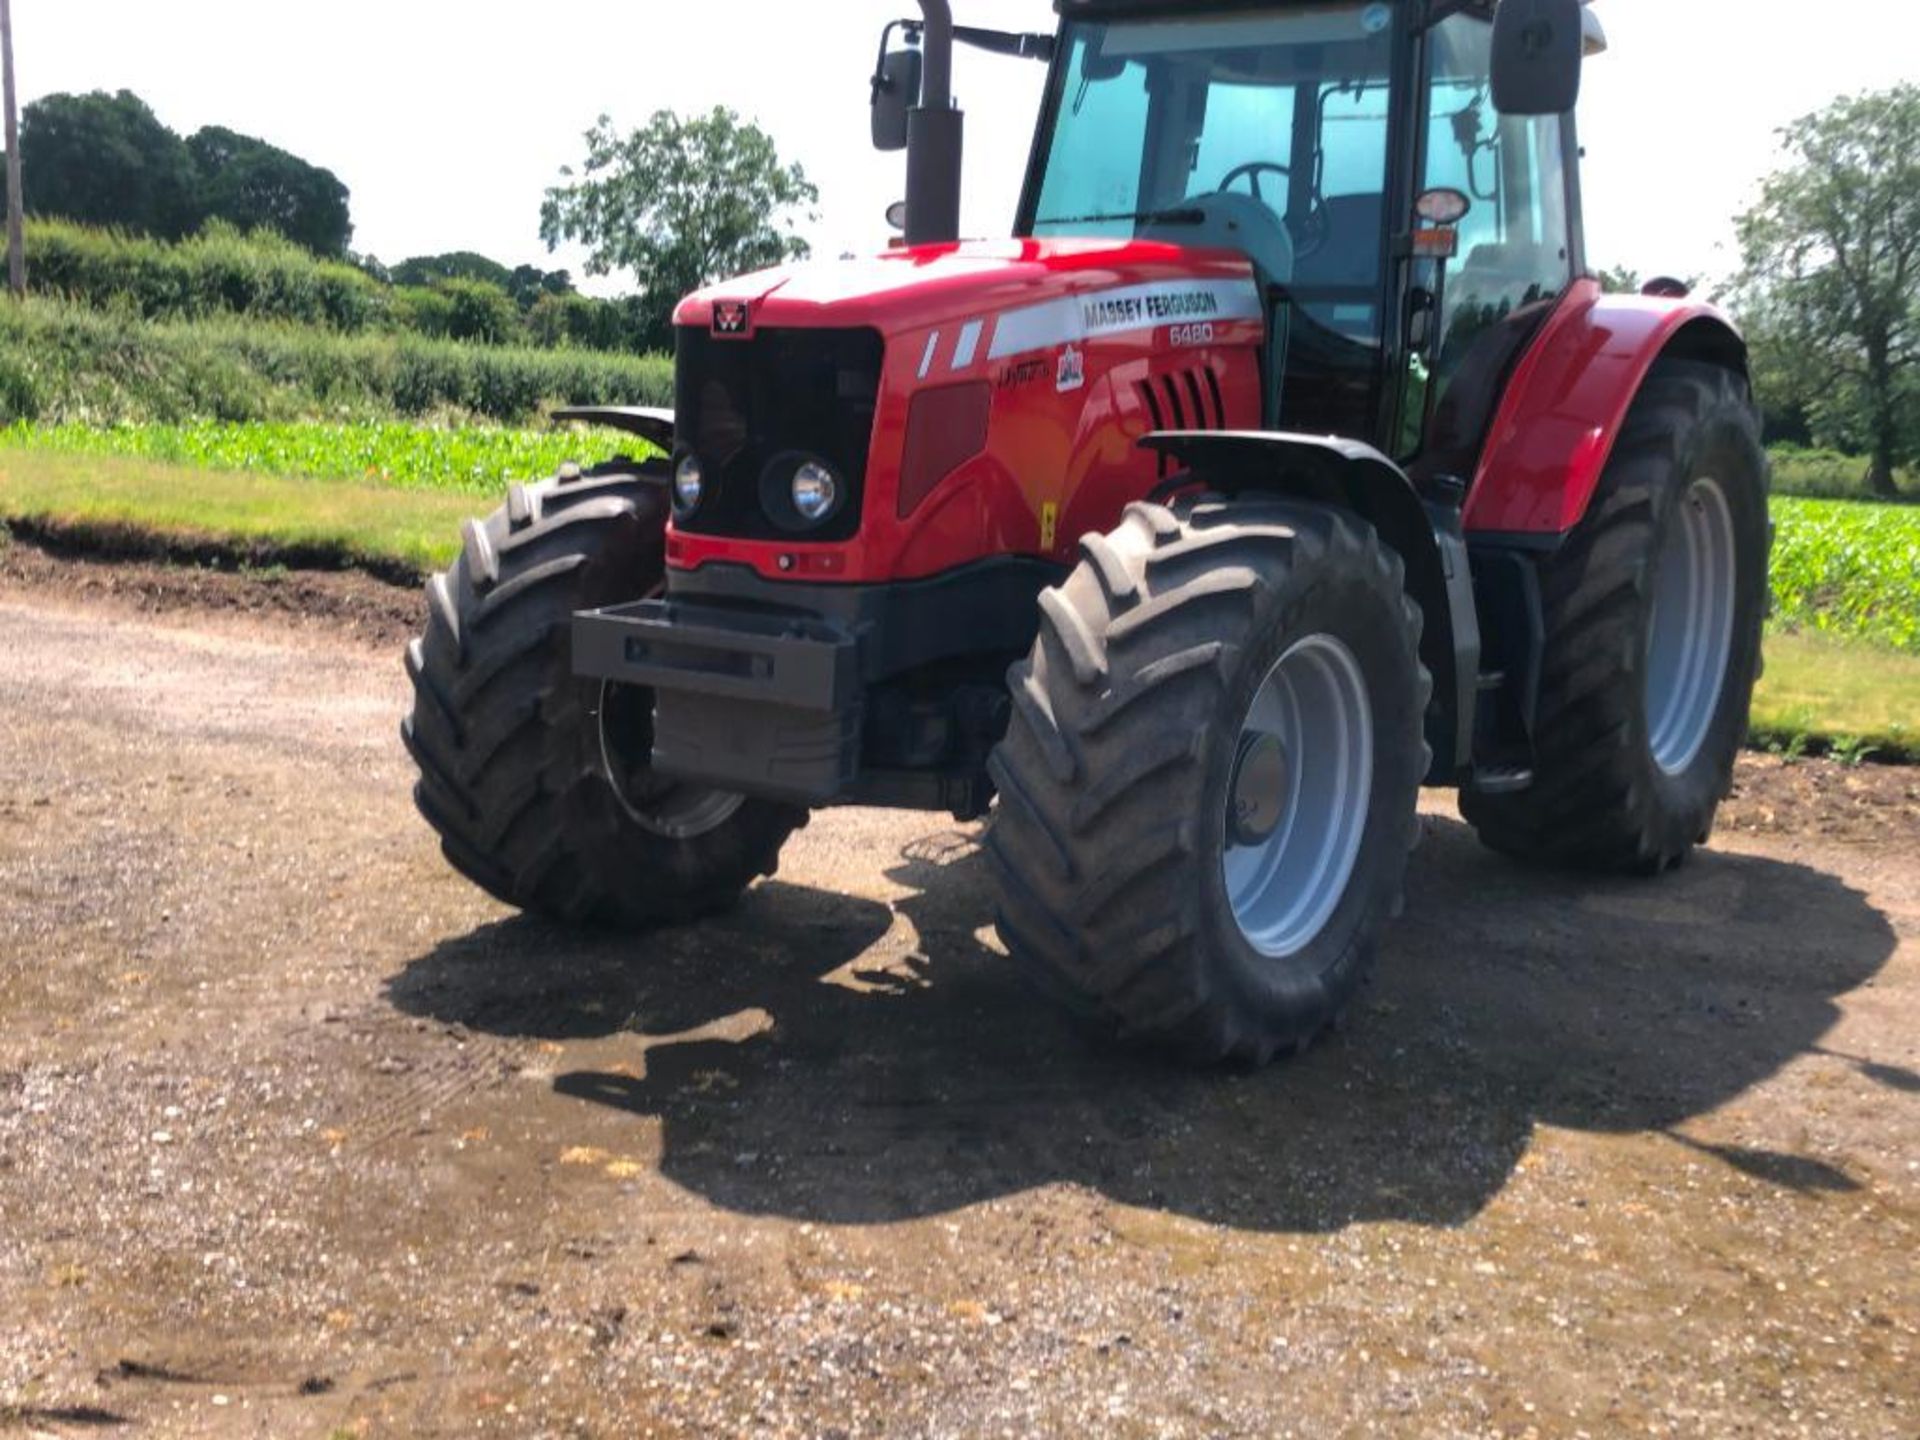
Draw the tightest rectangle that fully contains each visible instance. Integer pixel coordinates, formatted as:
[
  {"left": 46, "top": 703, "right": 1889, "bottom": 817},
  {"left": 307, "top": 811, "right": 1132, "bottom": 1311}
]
[{"left": 14, "top": 2, "right": 1920, "bottom": 295}]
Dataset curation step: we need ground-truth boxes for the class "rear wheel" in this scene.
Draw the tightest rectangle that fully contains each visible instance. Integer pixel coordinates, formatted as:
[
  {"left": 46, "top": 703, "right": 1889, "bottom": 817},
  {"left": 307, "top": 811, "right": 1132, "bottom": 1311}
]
[
  {"left": 402, "top": 461, "right": 804, "bottom": 926},
  {"left": 1462, "top": 360, "right": 1770, "bottom": 872},
  {"left": 986, "top": 497, "right": 1429, "bottom": 1066}
]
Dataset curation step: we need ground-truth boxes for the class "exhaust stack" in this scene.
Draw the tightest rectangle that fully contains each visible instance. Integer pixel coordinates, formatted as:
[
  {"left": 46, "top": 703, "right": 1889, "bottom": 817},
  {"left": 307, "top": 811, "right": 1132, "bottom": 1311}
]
[{"left": 904, "top": 0, "right": 963, "bottom": 245}]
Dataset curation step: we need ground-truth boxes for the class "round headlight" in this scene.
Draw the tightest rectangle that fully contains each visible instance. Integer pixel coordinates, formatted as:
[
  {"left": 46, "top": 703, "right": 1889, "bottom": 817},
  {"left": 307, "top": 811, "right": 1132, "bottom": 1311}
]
[
  {"left": 791, "top": 461, "right": 839, "bottom": 523},
  {"left": 673, "top": 454, "right": 703, "bottom": 513}
]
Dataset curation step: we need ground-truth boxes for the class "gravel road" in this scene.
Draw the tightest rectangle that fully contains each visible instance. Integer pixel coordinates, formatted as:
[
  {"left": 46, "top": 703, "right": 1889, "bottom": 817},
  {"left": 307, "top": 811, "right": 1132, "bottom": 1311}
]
[{"left": 1, "top": 550, "right": 1916, "bottom": 1438}]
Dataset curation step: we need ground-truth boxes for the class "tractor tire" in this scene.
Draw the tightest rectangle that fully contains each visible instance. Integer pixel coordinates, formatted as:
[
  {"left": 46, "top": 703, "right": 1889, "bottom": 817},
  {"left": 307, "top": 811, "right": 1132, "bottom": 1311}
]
[
  {"left": 986, "top": 497, "right": 1429, "bottom": 1066},
  {"left": 1462, "top": 359, "right": 1770, "bottom": 872},
  {"left": 401, "top": 460, "right": 804, "bottom": 927}
]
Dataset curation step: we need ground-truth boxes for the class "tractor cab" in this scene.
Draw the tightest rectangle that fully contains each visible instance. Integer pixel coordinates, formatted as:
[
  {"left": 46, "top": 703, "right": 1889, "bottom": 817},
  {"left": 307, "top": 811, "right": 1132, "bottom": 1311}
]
[{"left": 1020, "top": 1, "right": 1595, "bottom": 463}]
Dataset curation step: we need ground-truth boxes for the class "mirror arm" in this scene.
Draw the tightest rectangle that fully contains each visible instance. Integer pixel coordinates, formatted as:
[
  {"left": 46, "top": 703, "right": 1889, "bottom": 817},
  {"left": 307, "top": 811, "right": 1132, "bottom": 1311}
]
[{"left": 896, "top": 18, "right": 1055, "bottom": 64}]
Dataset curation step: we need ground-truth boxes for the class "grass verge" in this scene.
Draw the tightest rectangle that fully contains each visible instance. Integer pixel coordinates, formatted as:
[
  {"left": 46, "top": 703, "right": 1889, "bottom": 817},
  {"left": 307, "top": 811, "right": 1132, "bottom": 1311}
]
[
  {"left": 1752, "top": 630, "right": 1919, "bottom": 763},
  {"left": 0, "top": 450, "right": 469, "bottom": 581}
]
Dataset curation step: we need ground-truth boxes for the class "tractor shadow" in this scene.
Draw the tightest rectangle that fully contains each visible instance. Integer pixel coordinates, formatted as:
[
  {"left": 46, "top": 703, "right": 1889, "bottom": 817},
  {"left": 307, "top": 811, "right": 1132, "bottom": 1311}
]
[{"left": 388, "top": 814, "right": 1898, "bottom": 1232}]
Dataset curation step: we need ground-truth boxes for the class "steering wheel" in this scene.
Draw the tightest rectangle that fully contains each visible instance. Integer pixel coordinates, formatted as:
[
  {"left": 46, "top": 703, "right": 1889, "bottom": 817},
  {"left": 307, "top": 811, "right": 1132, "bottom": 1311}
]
[{"left": 1218, "top": 160, "right": 1331, "bottom": 261}]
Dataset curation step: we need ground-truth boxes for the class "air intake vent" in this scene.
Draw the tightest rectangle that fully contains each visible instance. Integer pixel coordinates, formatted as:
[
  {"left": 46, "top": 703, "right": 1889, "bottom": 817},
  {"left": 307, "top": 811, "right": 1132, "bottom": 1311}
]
[{"left": 1137, "top": 365, "right": 1226, "bottom": 477}]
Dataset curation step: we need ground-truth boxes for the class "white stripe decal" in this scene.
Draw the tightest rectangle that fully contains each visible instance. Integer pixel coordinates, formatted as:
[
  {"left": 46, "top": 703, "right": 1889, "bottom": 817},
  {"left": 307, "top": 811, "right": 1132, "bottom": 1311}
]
[
  {"left": 918, "top": 330, "right": 941, "bottom": 379},
  {"left": 951, "top": 319, "right": 984, "bottom": 370},
  {"left": 986, "top": 278, "right": 1263, "bottom": 361}
]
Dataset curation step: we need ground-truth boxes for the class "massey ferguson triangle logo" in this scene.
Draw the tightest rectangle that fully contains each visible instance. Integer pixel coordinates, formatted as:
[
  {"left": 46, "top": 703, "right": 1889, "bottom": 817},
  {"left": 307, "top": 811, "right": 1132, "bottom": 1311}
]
[{"left": 712, "top": 300, "right": 751, "bottom": 337}]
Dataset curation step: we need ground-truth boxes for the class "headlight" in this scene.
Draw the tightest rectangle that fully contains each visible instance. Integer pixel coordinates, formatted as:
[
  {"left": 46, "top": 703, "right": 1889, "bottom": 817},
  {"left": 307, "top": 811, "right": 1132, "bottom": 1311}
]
[
  {"left": 791, "top": 462, "right": 840, "bottom": 523},
  {"left": 673, "top": 454, "right": 704, "bottom": 514},
  {"left": 761, "top": 453, "right": 846, "bottom": 532}
]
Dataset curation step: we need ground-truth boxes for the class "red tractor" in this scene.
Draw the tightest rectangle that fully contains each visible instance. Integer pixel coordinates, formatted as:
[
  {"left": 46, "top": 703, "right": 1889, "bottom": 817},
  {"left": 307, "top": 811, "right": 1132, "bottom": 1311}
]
[{"left": 403, "top": 0, "right": 1769, "bottom": 1065}]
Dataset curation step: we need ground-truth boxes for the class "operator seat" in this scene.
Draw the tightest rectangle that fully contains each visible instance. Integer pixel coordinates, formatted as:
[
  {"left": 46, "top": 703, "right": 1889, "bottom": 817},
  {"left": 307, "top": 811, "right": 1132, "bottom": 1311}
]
[
  {"left": 1142, "top": 190, "right": 1296, "bottom": 294},
  {"left": 1141, "top": 191, "right": 1295, "bottom": 420}
]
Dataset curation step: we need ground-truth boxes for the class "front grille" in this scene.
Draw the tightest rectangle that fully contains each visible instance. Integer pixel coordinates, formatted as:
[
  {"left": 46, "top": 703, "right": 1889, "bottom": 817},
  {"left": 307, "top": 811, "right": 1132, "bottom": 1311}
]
[{"left": 674, "top": 326, "right": 885, "bottom": 542}]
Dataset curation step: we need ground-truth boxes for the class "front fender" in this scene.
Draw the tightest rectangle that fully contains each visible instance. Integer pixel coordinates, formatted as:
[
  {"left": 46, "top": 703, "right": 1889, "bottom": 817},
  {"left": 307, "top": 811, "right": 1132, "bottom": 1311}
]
[
  {"left": 1462, "top": 279, "right": 1747, "bottom": 537},
  {"left": 1143, "top": 430, "right": 1478, "bottom": 781}
]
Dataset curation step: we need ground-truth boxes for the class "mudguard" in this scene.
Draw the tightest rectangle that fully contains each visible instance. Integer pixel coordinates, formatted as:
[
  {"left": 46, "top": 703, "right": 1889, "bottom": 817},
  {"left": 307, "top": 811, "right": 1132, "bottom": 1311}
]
[
  {"left": 1142, "top": 429, "right": 1479, "bottom": 781},
  {"left": 1463, "top": 279, "right": 1748, "bottom": 537},
  {"left": 552, "top": 406, "right": 675, "bottom": 453}
]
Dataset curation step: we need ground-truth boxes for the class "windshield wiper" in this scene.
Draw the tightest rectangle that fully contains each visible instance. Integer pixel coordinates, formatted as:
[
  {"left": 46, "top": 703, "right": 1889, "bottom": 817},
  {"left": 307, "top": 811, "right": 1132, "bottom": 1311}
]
[{"left": 1032, "top": 205, "right": 1207, "bottom": 229}]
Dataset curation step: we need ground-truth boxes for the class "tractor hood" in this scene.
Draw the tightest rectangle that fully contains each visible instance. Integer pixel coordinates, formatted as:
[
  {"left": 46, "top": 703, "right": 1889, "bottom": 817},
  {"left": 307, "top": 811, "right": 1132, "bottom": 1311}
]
[{"left": 673, "top": 237, "right": 1260, "bottom": 347}]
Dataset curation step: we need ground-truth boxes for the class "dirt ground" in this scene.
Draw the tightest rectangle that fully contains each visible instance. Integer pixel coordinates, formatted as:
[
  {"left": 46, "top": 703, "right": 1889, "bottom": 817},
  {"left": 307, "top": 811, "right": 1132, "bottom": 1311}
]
[{"left": 1, "top": 544, "right": 1916, "bottom": 1439}]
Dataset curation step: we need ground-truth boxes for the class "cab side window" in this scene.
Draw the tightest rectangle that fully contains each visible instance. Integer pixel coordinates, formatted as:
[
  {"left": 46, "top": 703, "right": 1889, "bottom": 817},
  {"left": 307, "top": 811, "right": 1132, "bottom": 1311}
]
[{"left": 1423, "top": 15, "right": 1573, "bottom": 395}]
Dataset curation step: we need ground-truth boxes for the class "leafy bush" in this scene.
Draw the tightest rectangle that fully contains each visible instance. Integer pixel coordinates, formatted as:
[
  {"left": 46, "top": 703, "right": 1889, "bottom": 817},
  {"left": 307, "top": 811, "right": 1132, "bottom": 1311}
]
[
  {"left": 0, "top": 298, "right": 671, "bottom": 426},
  {"left": 27, "top": 218, "right": 384, "bottom": 330},
  {"left": 1771, "top": 497, "right": 1920, "bottom": 653},
  {"left": 1769, "top": 444, "right": 1917, "bottom": 501},
  {"left": 21, "top": 219, "right": 657, "bottom": 353},
  {"left": 437, "top": 278, "right": 521, "bottom": 345}
]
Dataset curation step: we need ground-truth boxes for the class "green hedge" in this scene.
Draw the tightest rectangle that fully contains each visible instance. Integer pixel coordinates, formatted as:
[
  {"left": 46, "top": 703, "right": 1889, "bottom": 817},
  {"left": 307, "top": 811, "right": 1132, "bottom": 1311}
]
[
  {"left": 0, "top": 299, "right": 672, "bottom": 426},
  {"left": 25, "top": 217, "right": 385, "bottom": 331},
  {"left": 1770, "top": 444, "right": 1917, "bottom": 501},
  {"left": 19, "top": 218, "right": 658, "bottom": 353}
]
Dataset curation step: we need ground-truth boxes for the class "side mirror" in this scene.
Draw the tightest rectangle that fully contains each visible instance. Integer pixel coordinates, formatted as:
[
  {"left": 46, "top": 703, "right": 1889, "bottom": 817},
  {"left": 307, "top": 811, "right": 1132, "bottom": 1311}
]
[
  {"left": 1490, "top": 0, "right": 1583, "bottom": 116},
  {"left": 871, "top": 47, "right": 922, "bottom": 152}
]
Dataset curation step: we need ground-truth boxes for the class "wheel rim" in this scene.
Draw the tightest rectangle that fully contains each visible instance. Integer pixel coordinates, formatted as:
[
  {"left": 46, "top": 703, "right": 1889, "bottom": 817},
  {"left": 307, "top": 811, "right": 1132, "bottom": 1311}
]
[
  {"left": 1645, "top": 477, "right": 1738, "bottom": 776},
  {"left": 1221, "top": 634, "right": 1374, "bottom": 960},
  {"left": 596, "top": 680, "right": 746, "bottom": 840}
]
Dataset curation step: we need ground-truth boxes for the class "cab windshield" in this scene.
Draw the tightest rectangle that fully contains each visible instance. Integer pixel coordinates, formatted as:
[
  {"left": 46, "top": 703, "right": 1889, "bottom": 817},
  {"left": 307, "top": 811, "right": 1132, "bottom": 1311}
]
[{"left": 1024, "top": 2, "right": 1399, "bottom": 434}]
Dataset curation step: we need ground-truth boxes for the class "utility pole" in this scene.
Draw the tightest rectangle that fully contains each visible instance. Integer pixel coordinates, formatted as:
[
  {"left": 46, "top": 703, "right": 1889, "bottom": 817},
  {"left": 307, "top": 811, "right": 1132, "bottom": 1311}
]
[{"left": 1, "top": 0, "right": 22, "bottom": 298}]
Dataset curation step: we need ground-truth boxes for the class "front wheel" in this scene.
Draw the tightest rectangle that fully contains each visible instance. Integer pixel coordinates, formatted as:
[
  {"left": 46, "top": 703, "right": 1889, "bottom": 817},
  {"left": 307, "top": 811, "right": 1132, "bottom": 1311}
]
[
  {"left": 401, "top": 461, "right": 804, "bottom": 927},
  {"left": 986, "top": 498, "right": 1429, "bottom": 1066}
]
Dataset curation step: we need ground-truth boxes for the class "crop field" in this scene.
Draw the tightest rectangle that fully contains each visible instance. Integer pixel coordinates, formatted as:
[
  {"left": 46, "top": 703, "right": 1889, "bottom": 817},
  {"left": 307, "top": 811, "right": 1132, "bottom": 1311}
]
[
  {"left": 1, "top": 420, "right": 636, "bottom": 496},
  {"left": 1770, "top": 496, "right": 1920, "bottom": 654}
]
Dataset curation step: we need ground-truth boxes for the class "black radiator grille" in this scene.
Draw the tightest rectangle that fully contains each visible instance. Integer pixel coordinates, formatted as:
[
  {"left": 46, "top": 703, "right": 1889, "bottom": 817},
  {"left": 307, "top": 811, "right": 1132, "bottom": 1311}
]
[{"left": 673, "top": 326, "right": 885, "bottom": 542}]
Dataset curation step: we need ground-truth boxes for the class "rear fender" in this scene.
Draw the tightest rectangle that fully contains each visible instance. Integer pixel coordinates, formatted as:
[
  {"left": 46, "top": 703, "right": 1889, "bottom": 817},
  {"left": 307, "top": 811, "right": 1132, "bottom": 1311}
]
[
  {"left": 1143, "top": 430, "right": 1478, "bottom": 781},
  {"left": 1463, "top": 280, "right": 1748, "bottom": 537}
]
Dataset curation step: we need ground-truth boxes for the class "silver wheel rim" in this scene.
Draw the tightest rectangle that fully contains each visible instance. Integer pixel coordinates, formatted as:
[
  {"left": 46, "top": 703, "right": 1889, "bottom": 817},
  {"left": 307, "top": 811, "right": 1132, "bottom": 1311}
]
[
  {"left": 1222, "top": 634, "right": 1374, "bottom": 960},
  {"left": 596, "top": 680, "right": 746, "bottom": 840},
  {"left": 1645, "top": 477, "right": 1737, "bottom": 776}
]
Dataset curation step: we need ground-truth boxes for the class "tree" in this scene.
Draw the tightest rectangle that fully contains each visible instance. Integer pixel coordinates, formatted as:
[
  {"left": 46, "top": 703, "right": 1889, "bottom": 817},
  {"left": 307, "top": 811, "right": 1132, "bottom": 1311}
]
[
  {"left": 1596, "top": 264, "right": 1641, "bottom": 295},
  {"left": 187, "top": 126, "right": 351, "bottom": 256},
  {"left": 540, "top": 107, "right": 817, "bottom": 349},
  {"left": 391, "top": 250, "right": 514, "bottom": 290},
  {"left": 18, "top": 90, "right": 198, "bottom": 237},
  {"left": 1735, "top": 84, "right": 1920, "bottom": 497}
]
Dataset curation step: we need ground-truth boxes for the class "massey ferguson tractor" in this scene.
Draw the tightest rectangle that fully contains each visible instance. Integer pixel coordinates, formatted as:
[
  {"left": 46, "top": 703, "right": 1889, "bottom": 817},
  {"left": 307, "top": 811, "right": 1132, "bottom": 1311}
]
[{"left": 402, "top": 0, "right": 1769, "bottom": 1065}]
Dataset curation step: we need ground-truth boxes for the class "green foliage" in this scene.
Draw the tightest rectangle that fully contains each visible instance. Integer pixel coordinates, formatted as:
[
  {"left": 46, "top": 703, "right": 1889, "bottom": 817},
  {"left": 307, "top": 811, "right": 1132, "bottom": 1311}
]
[
  {"left": 24, "top": 220, "right": 653, "bottom": 353},
  {"left": 1765, "top": 726, "right": 1812, "bottom": 764},
  {"left": 436, "top": 278, "right": 521, "bottom": 345},
  {"left": 187, "top": 126, "right": 352, "bottom": 256},
  {"left": 541, "top": 107, "right": 818, "bottom": 349},
  {"left": 1770, "top": 497, "right": 1920, "bottom": 653},
  {"left": 1735, "top": 84, "right": 1920, "bottom": 498},
  {"left": 25, "top": 218, "right": 384, "bottom": 330},
  {"left": 0, "top": 420, "right": 629, "bottom": 495},
  {"left": 20, "top": 90, "right": 201, "bottom": 238},
  {"left": 1829, "top": 735, "right": 1879, "bottom": 768},
  {"left": 1769, "top": 444, "right": 1917, "bottom": 500},
  {"left": 0, "top": 299, "right": 671, "bottom": 427},
  {"left": 18, "top": 91, "right": 351, "bottom": 255},
  {"left": 390, "top": 252, "right": 515, "bottom": 290}
]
